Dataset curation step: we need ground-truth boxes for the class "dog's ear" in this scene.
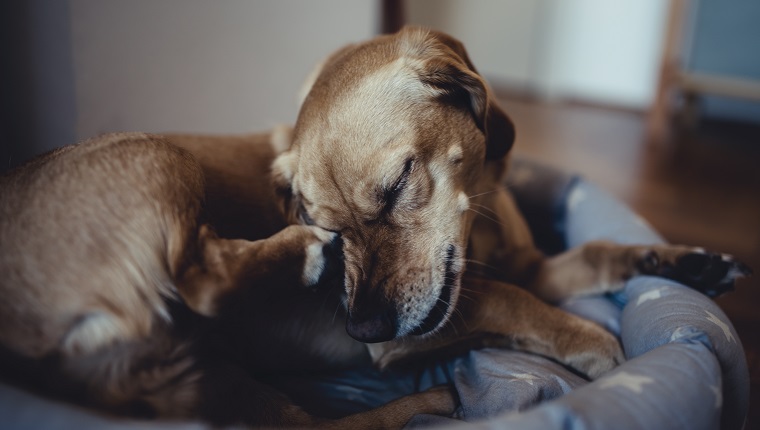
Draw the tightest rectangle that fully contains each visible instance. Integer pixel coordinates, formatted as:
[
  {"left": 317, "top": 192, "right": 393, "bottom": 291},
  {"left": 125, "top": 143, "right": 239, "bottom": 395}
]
[
  {"left": 271, "top": 150, "right": 300, "bottom": 224},
  {"left": 297, "top": 59, "right": 327, "bottom": 110},
  {"left": 404, "top": 28, "right": 515, "bottom": 160},
  {"left": 298, "top": 44, "right": 357, "bottom": 110}
]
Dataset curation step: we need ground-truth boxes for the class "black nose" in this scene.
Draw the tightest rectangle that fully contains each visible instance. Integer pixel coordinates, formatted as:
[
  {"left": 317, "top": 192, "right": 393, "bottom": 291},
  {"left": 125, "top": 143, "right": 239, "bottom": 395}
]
[{"left": 346, "top": 308, "right": 397, "bottom": 343}]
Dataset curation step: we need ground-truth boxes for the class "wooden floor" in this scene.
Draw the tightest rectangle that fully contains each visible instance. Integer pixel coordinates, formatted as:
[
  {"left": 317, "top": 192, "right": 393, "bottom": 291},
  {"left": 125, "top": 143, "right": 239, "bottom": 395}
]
[{"left": 499, "top": 97, "right": 760, "bottom": 428}]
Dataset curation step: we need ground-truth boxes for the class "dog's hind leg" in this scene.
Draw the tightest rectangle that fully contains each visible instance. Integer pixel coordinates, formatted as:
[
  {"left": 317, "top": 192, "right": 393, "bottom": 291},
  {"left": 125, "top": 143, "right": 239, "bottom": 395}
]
[
  {"left": 312, "top": 386, "right": 457, "bottom": 429},
  {"left": 527, "top": 241, "right": 752, "bottom": 302}
]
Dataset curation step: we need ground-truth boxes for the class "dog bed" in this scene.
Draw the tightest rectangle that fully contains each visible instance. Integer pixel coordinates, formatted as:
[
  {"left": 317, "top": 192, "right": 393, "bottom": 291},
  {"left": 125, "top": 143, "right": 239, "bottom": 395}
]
[{"left": 0, "top": 158, "right": 749, "bottom": 430}]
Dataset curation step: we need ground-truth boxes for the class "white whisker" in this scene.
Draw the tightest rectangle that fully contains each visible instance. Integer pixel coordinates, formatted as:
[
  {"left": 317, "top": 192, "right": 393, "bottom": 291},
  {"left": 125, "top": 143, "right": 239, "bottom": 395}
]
[
  {"left": 468, "top": 189, "right": 499, "bottom": 199},
  {"left": 452, "top": 307, "right": 469, "bottom": 332},
  {"left": 469, "top": 202, "right": 500, "bottom": 217},
  {"left": 331, "top": 300, "right": 343, "bottom": 324},
  {"left": 459, "top": 286, "right": 485, "bottom": 297},
  {"left": 463, "top": 258, "right": 501, "bottom": 272},
  {"left": 467, "top": 207, "right": 508, "bottom": 228}
]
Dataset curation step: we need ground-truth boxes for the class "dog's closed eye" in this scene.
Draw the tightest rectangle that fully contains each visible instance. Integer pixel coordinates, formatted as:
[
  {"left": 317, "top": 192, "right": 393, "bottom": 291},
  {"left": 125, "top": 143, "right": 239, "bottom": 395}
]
[
  {"left": 298, "top": 201, "right": 316, "bottom": 226},
  {"left": 381, "top": 157, "right": 414, "bottom": 212}
]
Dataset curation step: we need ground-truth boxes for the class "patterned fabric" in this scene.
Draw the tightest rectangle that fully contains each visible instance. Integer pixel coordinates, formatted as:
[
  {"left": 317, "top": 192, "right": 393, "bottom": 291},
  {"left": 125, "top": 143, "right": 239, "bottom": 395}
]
[{"left": 0, "top": 162, "right": 749, "bottom": 430}]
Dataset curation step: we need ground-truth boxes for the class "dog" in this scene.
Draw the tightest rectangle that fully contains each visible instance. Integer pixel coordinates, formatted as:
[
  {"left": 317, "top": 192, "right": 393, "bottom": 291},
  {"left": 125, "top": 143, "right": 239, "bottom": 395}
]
[
  {"left": 269, "top": 26, "right": 751, "bottom": 374},
  {"left": 0, "top": 26, "right": 750, "bottom": 428}
]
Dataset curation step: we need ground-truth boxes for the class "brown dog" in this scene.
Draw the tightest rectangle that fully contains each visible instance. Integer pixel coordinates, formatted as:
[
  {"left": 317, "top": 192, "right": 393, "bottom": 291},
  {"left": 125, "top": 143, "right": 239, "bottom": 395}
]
[
  {"left": 0, "top": 26, "right": 750, "bottom": 428},
  {"left": 270, "top": 26, "right": 751, "bottom": 375}
]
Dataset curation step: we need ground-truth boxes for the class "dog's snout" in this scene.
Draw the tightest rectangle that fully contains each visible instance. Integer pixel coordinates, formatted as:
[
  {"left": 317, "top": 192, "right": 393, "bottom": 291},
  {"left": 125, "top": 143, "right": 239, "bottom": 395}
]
[{"left": 346, "top": 306, "right": 397, "bottom": 343}]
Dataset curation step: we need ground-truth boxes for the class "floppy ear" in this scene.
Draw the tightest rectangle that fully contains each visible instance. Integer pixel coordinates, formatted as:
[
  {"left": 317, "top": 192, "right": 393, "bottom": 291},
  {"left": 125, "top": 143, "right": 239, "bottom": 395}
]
[
  {"left": 270, "top": 150, "right": 300, "bottom": 224},
  {"left": 297, "top": 44, "right": 357, "bottom": 110},
  {"left": 297, "top": 59, "right": 327, "bottom": 110},
  {"left": 408, "top": 28, "right": 515, "bottom": 160}
]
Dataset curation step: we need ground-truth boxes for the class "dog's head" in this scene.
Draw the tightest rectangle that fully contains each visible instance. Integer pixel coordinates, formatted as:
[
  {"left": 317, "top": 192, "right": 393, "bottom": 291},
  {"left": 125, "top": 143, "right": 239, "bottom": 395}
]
[{"left": 272, "top": 27, "right": 515, "bottom": 343}]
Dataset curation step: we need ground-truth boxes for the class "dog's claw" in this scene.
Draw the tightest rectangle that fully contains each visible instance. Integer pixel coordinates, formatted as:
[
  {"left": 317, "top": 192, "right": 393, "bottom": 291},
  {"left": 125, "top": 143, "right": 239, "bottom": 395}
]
[
  {"left": 636, "top": 250, "right": 660, "bottom": 273},
  {"left": 645, "top": 250, "right": 752, "bottom": 297}
]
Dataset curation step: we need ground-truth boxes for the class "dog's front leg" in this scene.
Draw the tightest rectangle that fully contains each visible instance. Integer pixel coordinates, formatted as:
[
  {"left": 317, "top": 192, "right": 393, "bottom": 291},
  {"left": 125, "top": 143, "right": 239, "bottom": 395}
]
[
  {"left": 528, "top": 241, "right": 751, "bottom": 303},
  {"left": 176, "top": 224, "right": 341, "bottom": 316},
  {"left": 374, "top": 277, "right": 624, "bottom": 379},
  {"left": 468, "top": 188, "right": 750, "bottom": 301}
]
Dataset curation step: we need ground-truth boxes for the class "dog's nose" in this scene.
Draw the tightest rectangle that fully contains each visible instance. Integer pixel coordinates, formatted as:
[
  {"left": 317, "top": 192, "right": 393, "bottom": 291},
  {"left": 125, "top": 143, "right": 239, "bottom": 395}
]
[{"left": 346, "top": 307, "right": 397, "bottom": 343}]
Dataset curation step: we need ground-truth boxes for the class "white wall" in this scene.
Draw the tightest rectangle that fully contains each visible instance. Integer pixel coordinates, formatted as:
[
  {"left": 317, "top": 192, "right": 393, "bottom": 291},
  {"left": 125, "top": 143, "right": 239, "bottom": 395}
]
[
  {"left": 2, "top": 0, "right": 670, "bottom": 171},
  {"left": 407, "top": 0, "right": 544, "bottom": 89},
  {"left": 68, "top": 0, "right": 376, "bottom": 139},
  {"left": 539, "top": 0, "right": 669, "bottom": 108},
  {"left": 1, "top": 0, "right": 78, "bottom": 168},
  {"left": 407, "top": 0, "right": 670, "bottom": 109},
  {"left": 1, "top": 1, "right": 378, "bottom": 170}
]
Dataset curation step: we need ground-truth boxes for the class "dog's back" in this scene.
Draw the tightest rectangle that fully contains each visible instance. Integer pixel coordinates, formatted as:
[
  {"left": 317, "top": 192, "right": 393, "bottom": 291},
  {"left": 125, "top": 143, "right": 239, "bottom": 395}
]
[
  {"left": 0, "top": 133, "right": 202, "bottom": 359},
  {"left": 0, "top": 133, "right": 207, "bottom": 414}
]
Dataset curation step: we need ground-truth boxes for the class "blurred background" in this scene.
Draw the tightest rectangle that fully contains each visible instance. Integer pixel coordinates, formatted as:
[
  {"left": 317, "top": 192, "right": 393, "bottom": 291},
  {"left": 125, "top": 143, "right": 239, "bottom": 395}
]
[{"left": 1, "top": 0, "right": 758, "bottom": 425}]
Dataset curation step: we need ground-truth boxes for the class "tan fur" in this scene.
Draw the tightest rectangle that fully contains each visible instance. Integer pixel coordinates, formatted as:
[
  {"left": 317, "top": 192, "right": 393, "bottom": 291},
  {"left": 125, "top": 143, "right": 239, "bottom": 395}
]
[{"left": 0, "top": 134, "right": 196, "bottom": 359}]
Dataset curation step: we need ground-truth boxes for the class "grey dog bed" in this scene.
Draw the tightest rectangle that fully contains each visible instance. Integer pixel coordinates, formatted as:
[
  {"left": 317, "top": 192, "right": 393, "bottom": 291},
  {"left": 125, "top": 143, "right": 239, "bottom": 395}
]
[{"left": 0, "top": 158, "right": 749, "bottom": 430}]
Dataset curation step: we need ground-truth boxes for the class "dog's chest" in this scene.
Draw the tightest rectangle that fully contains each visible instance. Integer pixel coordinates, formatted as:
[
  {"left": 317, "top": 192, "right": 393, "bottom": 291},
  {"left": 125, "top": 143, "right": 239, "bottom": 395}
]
[{"left": 225, "top": 288, "right": 370, "bottom": 371}]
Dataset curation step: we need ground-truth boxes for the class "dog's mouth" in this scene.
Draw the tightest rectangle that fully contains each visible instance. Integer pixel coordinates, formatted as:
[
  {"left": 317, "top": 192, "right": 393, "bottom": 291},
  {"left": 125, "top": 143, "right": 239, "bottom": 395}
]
[{"left": 411, "top": 245, "right": 458, "bottom": 336}]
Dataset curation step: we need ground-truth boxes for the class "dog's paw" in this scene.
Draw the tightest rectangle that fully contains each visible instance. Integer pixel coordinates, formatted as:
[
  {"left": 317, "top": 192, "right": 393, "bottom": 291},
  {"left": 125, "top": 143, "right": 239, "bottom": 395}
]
[
  {"left": 563, "top": 320, "right": 625, "bottom": 380},
  {"left": 300, "top": 226, "right": 344, "bottom": 289},
  {"left": 636, "top": 246, "right": 752, "bottom": 297}
]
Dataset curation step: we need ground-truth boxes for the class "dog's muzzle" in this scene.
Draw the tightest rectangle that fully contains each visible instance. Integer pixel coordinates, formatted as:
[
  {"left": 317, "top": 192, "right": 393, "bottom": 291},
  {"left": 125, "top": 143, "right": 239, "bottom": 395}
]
[
  {"left": 411, "top": 244, "right": 457, "bottom": 336},
  {"left": 345, "top": 245, "right": 459, "bottom": 343}
]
